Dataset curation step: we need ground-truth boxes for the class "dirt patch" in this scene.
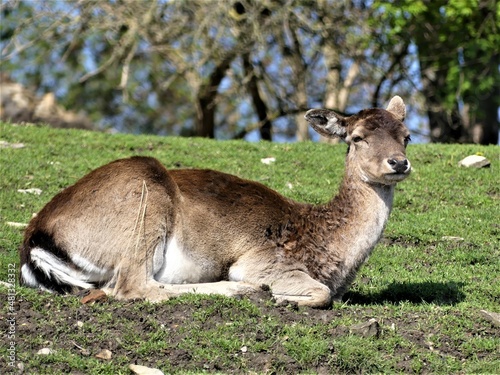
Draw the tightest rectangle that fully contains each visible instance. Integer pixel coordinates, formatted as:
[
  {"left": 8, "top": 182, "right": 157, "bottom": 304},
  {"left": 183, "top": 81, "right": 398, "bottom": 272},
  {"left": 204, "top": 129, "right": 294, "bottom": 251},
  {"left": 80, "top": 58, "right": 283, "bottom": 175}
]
[{"left": 1, "top": 287, "right": 498, "bottom": 374}]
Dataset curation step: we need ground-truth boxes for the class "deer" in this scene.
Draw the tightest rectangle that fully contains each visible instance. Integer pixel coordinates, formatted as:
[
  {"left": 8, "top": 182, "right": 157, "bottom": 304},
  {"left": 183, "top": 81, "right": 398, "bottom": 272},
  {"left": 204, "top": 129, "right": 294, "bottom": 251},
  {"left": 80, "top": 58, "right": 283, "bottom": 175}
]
[{"left": 19, "top": 96, "right": 411, "bottom": 308}]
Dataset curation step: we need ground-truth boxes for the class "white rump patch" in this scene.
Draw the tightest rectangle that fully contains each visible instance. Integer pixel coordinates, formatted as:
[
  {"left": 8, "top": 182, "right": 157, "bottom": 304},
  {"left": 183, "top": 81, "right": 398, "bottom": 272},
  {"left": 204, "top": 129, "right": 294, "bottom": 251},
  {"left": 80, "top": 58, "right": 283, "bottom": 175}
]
[{"left": 30, "top": 247, "right": 94, "bottom": 289}]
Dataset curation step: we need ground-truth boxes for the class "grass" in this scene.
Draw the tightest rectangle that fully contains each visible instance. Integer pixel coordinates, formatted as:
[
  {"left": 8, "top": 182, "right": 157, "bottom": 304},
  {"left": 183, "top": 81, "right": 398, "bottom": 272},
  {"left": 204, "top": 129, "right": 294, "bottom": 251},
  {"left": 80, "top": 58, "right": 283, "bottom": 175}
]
[{"left": 0, "top": 121, "right": 499, "bottom": 374}]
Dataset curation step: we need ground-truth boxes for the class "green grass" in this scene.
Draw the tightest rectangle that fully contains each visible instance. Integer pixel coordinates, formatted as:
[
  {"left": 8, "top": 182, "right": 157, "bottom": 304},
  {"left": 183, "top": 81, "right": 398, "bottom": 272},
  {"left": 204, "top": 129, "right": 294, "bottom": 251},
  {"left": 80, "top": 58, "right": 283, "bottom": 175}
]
[{"left": 1, "top": 122, "right": 499, "bottom": 374}]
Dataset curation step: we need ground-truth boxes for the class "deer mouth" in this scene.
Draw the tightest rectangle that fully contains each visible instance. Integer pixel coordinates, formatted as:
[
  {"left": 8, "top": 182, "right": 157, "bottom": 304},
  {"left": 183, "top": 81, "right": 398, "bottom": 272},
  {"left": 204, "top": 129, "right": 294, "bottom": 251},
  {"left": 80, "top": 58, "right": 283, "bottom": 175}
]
[{"left": 385, "top": 169, "right": 411, "bottom": 182}]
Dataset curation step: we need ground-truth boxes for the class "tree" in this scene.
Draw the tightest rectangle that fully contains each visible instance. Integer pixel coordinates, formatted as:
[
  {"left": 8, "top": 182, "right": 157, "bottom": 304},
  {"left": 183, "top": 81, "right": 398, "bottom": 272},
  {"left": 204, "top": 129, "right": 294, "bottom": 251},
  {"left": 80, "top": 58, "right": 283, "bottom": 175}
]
[
  {"left": 1, "top": 1, "right": 240, "bottom": 137},
  {"left": 2, "top": 0, "right": 495, "bottom": 143},
  {"left": 378, "top": 0, "right": 499, "bottom": 144},
  {"left": 0, "top": 0, "right": 376, "bottom": 141}
]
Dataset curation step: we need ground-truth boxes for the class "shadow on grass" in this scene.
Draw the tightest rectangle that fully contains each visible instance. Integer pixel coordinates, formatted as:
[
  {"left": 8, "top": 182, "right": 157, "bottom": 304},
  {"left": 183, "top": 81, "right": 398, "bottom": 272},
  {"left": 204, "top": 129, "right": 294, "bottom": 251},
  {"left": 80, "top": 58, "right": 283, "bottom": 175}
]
[{"left": 344, "top": 281, "right": 466, "bottom": 306}]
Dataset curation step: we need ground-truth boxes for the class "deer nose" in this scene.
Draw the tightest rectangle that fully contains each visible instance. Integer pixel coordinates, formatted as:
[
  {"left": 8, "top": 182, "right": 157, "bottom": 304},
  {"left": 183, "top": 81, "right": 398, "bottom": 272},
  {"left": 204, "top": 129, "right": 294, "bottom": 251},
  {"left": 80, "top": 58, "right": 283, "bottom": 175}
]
[{"left": 387, "top": 157, "right": 410, "bottom": 174}]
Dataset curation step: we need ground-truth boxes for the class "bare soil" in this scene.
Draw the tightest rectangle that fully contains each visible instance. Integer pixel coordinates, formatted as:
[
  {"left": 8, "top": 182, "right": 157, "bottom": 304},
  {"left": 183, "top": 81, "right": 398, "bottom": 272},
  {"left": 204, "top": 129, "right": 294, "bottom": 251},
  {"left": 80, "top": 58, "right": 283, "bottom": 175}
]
[{"left": 1, "top": 286, "right": 497, "bottom": 374}]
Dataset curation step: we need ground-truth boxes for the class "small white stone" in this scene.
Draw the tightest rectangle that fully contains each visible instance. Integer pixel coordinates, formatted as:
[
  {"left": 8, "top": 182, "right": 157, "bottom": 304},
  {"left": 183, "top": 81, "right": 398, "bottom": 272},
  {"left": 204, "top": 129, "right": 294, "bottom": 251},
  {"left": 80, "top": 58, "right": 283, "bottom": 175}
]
[
  {"left": 37, "top": 348, "right": 54, "bottom": 355},
  {"left": 442, "top": 236, "right": 464, "bottom": 241},
  {"left": 95, "top": 349, "right": 112, "bottom": 360},
  {"left": 261, "top": 157, "right": 276, "bottom": 165},
  {"left": 17, "top": 188, "right": 43, "bottom": 195},
  {"left": 129, "top": 364, "right": 165, "bottom": 375},
  {"left": 458, "top": 155, "right": 490, "bottom": 168},
  {"left": 6, "top": 221, "right": 28, "bottom": 229},
  {"left": 480, "top": 310, "right": 500, "bottom": 327},
  {"left": 350, "top": 318, "right": 380, "bottom": 338},
  {"left": 0, "top": 141, "right": 25, "bottom": 149}
]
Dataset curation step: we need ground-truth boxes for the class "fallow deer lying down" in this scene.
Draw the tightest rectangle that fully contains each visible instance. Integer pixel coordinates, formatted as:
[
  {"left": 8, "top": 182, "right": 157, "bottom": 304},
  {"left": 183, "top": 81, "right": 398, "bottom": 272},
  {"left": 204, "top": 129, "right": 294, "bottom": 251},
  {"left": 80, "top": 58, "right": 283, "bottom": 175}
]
[{"left": 19, "top": 96, "right": 411, "bottom": 308}]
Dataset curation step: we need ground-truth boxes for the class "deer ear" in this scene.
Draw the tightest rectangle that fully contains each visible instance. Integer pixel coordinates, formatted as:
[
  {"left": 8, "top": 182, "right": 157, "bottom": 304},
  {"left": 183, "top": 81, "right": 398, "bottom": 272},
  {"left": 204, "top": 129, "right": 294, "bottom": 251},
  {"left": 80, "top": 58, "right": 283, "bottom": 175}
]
[
  {"left": 304, "top": 109, "right": 347, "bottom": 139},
  {"left": 386, "top": 96, "right": 406, "bottom": 121}
]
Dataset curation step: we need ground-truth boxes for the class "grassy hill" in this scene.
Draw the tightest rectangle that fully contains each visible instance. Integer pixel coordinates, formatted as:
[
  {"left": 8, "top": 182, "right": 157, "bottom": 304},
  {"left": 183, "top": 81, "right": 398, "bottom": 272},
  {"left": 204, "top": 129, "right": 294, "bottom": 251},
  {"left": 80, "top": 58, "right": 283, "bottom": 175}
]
[{"left": 1, "top": 122, "right": 499, "bottom": 374}]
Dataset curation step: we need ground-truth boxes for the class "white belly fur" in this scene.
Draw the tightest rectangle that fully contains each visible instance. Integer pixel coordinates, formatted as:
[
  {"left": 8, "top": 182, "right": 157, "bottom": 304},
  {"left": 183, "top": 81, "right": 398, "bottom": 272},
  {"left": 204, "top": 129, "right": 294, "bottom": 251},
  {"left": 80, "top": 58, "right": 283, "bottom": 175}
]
[{"left": 154, "top": 236, "right": 208, "bottom": 284}]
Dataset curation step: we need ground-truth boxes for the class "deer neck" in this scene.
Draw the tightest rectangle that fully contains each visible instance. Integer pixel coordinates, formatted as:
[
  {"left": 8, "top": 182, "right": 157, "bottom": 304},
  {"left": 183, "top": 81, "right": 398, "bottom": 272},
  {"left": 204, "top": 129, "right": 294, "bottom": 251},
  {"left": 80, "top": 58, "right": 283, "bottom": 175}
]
[{"left": 320, "top": 175, "right": 394, "bottom": 274}]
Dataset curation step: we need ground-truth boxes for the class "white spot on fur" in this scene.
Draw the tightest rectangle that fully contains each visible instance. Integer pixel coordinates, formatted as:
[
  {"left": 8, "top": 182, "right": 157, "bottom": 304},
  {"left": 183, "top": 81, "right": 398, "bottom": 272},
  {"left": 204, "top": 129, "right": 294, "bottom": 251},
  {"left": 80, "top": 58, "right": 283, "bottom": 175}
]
[
  {"left": 359, "top": 170, "right": 370, "bottom": 183},
  {"left": 154, "top": 236, "right": 206, "bottom": 284},
  {"left": 228, "top": 265, "right": 245, "bottom": 282},
  {"left": 30, "top": 247, "right": 93, "bottom": 289},
  {"left": 325, "top": 117, "right": 338, "bottom": 130}
]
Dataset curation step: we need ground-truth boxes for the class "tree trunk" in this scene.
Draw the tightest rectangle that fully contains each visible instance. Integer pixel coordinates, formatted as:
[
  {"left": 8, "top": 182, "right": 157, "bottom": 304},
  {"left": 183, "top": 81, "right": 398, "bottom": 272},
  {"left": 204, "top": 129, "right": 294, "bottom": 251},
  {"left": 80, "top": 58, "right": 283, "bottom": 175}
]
[
  {"left": 273, "top": 23, "right": 310, "bottom": 142},
  {"left": 321, "top": 44, "right": 359, "bottom": 144},
  {"left": 295, "top": 89, "right": 309, "bottom": 141},
  {"left": 242, "top": 53, "right": 272, "bottom": 141},
  {"left": 463, "top": 91, "right": 499, "bottom": 145},
  {"left": 420, "top": 55, "right": 499, "bottom": 145},
  {"left": 195, "top": 55, "right": 234, "bottom": 138},
  {"left": 460, "top": 50, "right": 500, "bottom": 145}
]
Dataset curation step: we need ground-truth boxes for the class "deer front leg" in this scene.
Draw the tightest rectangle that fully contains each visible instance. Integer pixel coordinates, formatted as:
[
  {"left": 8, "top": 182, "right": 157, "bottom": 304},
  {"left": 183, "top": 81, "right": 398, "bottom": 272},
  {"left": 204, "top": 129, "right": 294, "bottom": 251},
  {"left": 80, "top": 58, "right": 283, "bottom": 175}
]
[
  {"left": 265, "top": 270, "right": 332, "bottom": 308},
  {"left": 231, "top": 259, "right": 332, "bottom": 308}
]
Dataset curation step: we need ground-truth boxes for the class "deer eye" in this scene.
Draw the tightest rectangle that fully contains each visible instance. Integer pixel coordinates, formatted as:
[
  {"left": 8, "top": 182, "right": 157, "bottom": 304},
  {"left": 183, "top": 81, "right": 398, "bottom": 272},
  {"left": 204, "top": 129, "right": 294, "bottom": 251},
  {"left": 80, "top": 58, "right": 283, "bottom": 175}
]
[
  {"left": 351, "top": 136, "right": 363, "bottom": 143},
  {"left": 404, "top": 135, "right": 411, "bottom": 147}
]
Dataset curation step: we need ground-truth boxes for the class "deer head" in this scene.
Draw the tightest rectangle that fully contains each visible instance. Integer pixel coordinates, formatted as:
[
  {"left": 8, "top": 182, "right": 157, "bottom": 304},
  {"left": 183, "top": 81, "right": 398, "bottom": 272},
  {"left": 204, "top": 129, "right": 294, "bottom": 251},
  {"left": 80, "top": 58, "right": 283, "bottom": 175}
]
[{"left": 305, "top": 96, "right": 411, "bottom": 185}]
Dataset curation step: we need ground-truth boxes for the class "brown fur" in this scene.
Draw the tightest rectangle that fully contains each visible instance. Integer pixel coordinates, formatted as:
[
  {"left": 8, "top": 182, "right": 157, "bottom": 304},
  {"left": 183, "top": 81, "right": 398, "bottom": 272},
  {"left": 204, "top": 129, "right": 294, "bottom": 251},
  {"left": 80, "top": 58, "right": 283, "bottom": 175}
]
[{"left": 20, "top": 96, "right": 411, "bottom": 307}]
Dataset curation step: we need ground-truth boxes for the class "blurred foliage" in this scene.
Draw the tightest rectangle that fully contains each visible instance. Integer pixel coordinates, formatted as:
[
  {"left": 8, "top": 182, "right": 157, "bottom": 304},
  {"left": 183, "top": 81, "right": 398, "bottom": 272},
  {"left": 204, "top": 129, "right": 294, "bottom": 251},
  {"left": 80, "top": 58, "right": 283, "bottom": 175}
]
[{"left": 376, "top": 0, "right": 499, "bottom": 143}]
